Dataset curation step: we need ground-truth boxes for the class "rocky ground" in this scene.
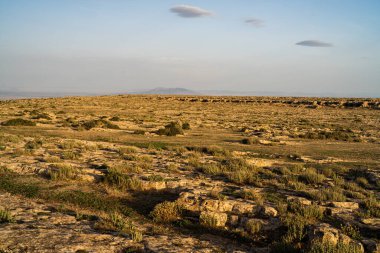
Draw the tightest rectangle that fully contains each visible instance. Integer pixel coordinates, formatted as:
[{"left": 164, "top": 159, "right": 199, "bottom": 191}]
[{"left": 0, "top": 95, "right": 379, "bottom": 252}]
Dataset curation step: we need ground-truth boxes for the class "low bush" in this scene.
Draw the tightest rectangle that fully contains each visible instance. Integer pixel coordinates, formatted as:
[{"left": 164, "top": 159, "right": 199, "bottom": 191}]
[
  {"left": 103, "top": 167, "right": 142, "bottom": 191},
  {"left": 31, "top": 113, "right": 51, "bottom": 120},
  {"left": 361, "top": 194, "right": 380, "bottom": 218},
  {"left": 109, "top": 116, "right": 120, "bottom": 121},
  {"left": 78, "top": 119, "right": 120, "bottom": 130},
  {"left": 61, "top": 150, "right": 81, "bottom": 160},
  {"left": 299, "top": 129, "right": 358, "bottom": 142},
  {"left": 299, "top": 168, "right": 326, "bottom": 185},
  {"left": 307, "top": 188, "right": 346, "bottom": 202},
  {"left": 340, "top": 224, "right": 361, "bottom": 240},
  {"left": 281, "top": 214, "right": 308, "bottom": 243},
  {"left": 110, "top": 212, "right": 127, "bottom": 230},
  {"left": 0, "top": 174, "right": 41, "bottom": 198},
  {"left": 1, "top": 118, "right": 36, "bottom": 126},
  {"left": 228, "top": 169, "right": 258, "bottom": 185},
  {"left": 308, "top": 240, "right": 363, "bottom": 253},
  {"left": 0, "top": 208, "right": 14, "bottom": 223},
  {"left": 117, "top": 146, "right": 139, "bottom": 155},
  {"left": 47, "top": 164, "right": 79, "bottom": 180},
  {"left": 150, "top": 201, "right": 182, "bottom": 223},
  {"left": 182, "top": 122, "right": 190, "bottom": 130},
  {"left": 237, "top": 189, "right": 264, "bottom": 204},
  {"left": 199, "top": 163, "right": 223, "bottom": 176},
  {"left": 355, "top": 177, "right": 368, "bottom": 187},
  {"left": 246, "top": 219, "right": 262, "bottom": 235},
  {"left": 199, "top": 212, "right": 219, "bottom": 228},
  {"left": 241, "top": 137, "right": 260, "bottom": 145},
  {"left": 24, "top": 139, "right": 43, "bottom": 150},
  {"left": 156, "top": 122, "right": 184, "bottom": 136},
  {"left": 288, "top": 201, "right": 324, "bottom": 221}
]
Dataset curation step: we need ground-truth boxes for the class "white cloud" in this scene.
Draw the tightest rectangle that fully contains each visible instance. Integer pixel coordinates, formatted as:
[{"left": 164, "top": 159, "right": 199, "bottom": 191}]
[
  {"left": 245, "top": 18, "right": 264, "bottom": 28},
  {"left": 296, "top": 40, "right": 333, "bottom": 47},
  {"left": 170, "top": 5, "right": 212, "bottom": 18}
]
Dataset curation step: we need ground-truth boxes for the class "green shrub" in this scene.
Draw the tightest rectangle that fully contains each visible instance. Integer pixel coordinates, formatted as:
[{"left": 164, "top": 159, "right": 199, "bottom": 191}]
[
  {"left": 361, "top": 194, "right": 380, "bottom": 218},
  {"left": 156, "top": 122, "right": 184, "bottom": 136},
  {"left": 47, "top": 164, "right": 79, "bottom": 180},
  {"left": 308, "top": 188, "right": 346, "bottom": 202},
  {"left": 340, "top": 224, "right": 361, "bottom": 240},
  {"left": 145, "top": 175, "right": 164, "bottom": 182},
  {"left": 110, "top": 212, "right": 127, "bottom": 230},
  {"left": 228, "top": 169, "right": 258, "bottom": 185},
  {"left": 287, "top": 180, "right": 307, "bottom": 191},
  {"left": 0, "top": 175, "right": 40, "bottom": 198},
  {"left": 24, "top": 139, "right": 43, "bottom": 150},
  {"left": 200, "top": 163, "right": 222, "bottom": 176},
  {"left": 103, "top": 167, "right": 142, "bottom": 191},
  {"left": 78, "top": 119, "right": 120, "bottom": 130},
  {"left": 238, "top": 189, "right": 264, "bottom": 204},
  {"left": 109, "top": 116, "right": 120, "bottom": 121},
  {"left": 221, "top": 157, "right": 251, "bottom": 171},
  {"left": 199, "top": 212, "right": 219, "bottom": 228},
  {"left": 112, "top": 164, "right": 142, "bottom": 174},
  {"left": 308, "top": 240, "right": 363, "bottom": 253},
  {"left": 118, "top": 146, "right": 139, "bottom": 155},
  {"left": 186, "top": 145, "right": 230, "bottom": 156},
  {"left": 300, "top": 129, "right": 358, "bottom": 142},
  {"left": 61, "top": 150, "right": 81, "bottom": 160},
  {"left": 101, "top": 120, "right": 120, "bottom": 129},
  {"left": 31, "top": 113, "right": 51, "bottom": 120},
  {"left": 1, "top": 118, "right": 36, "bottom": 126},
  {"left": 0, "top": 134, "right": 22, "bottom": 144},
  {"left": 0, "top": 166, "right": 11, "bottom": 173},
  {"left": 182, "top": 122, "right": 190, "bottom": 130},
  {"left": 246, "top": 219, "right": 262, "bottom": 234},
  {"left": 281, "top": 214, "right": 307, "bottom": 243},
  {"left": 131, "top": 230, "right": 143, "bottom": 242},
  {"left": 58, "top": 140, "right": 79, "bottom": 150},
  {"left": 288, "top": 202, "right": 324, "bottom": 221},
  {"left": 0, "top": 209, "right": 14, "bottom": 223},
  {"left": 355, "top": 177, "right": 368, "bottom": 187},
  {"left": 241, "top": 137, "right": 260, "bottom": 145},
  {"left": 150, "top": 201, "right": 182, "bottom": 223},
  {"left": 299, "top": 168, "right": 326, "bottom": 185}
]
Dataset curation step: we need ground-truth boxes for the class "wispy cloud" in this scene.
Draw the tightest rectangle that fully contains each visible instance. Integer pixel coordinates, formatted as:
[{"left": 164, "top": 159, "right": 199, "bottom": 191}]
[
  {"left": 170, "top": 5, "right": 212, "bottom": 18},
  {"left": 245, "top": 18, "right": 264, "bottom": 28},
  {"left": 296, "top": 40, "right": 333, "bottom": 47}
]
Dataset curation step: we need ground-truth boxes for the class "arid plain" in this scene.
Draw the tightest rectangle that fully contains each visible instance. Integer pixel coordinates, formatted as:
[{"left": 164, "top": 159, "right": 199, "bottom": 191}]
[{"left": 0, "top": 95, "right": 379, "bottom": 253}]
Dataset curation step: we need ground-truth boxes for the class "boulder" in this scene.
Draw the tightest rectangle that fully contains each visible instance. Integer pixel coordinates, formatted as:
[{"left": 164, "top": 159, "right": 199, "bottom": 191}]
[
  {"left": 232, "top": 203, "right": 255, "bottom": 214},
  {"left": 256, "top": 205, "right": 278, "bottom": 218},
  {"left": 329, "top": 202, "right": 359, "bottom": 209},
  {"left": 361, "top": 218, "right": 380, "bottom": 227},
  {"left": 361, "top": 239, "right": 380, "bottom": 253},
  {"left": 287, "top": 196, "right": 312, "bottom": 206},
  {"left": 308, "top": 223, "right": 364, "bottom": 252},
  {"left": 200, "top": 199, "right": 220, "bottom": 212},
  {"left": 309, "top": 223, "right": 340, "bottom": 245},
  {"left": 227, "top": 215, "right": 240, "bottom": 227}
]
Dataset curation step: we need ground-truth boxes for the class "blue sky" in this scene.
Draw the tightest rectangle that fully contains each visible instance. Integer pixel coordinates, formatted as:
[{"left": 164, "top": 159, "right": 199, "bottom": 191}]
[{"left": 0, "top": 0, "right": 379, "bottom": 96}]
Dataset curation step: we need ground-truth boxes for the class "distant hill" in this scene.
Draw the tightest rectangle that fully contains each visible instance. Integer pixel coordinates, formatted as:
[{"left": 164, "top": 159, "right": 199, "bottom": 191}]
[{"left": 133, "top": 87, "right": 200, "bottom": 95}]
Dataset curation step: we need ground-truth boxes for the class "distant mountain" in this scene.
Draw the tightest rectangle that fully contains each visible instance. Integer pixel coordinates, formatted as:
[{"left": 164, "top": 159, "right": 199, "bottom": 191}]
[{"left": 133, "top": 87, "right": 200, "bottom": 95}]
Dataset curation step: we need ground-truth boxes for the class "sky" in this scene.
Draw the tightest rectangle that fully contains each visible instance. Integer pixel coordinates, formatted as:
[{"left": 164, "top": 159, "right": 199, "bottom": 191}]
[{"left": 0, "top": 0, "right": 379, "bottom": 97}]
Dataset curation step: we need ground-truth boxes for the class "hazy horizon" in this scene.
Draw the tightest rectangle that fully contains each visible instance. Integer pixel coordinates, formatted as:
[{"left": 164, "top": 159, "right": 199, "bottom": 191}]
[{"left": 1, "top": 0, "right": 380, "bottom": 97}]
